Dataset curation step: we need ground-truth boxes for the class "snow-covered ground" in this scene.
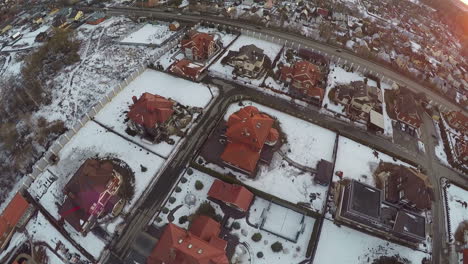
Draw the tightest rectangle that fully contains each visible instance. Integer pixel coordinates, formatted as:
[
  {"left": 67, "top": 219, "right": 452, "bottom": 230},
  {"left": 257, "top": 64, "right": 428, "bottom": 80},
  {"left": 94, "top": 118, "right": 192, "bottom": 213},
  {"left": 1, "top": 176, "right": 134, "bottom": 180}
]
[
  {"left": 205, "top": 101, "right": 336, "bottom": 212},
  {"left": 209, "top": 35, "right": 282, "bottom": 86},
  {"left": 314, "top": 219, "right": 430, "bottom": 264},
  {"left": 434, "top": 121, "right": 450, "bottom": 166},
  {"left": 120, "top": 23, "right": 176, "bottom": 45},
  {"left": 333, "top": 136, "right": 412, "bottom": 186},
  {"left": 196, "top": 26, "right": 238, "bottom": 47},
  {"left": 94, "top": 69, "right": 217, "bottom": 158},
  {"left": 444, "top": 183, "right": 468, "bottom": 241},
  {"left": 230, "top": 198, "right": 315, "bottom": 264},
  {"left": 153, "top": 168, "right": 223, "bottom": 229}
]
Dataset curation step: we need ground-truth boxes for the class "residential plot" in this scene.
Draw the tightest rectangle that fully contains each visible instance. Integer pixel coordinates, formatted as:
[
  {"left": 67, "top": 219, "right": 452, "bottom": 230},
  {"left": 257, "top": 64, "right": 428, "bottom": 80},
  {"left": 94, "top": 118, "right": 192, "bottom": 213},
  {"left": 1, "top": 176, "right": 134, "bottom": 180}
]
[
  {"left": 94, "top": 69, "right": 217, "bottom": 158},
  {"left": 196, "top": 26, "right": 238, "bottom": 47},
  {"left": 444, "top": 183, "right": 468, "bottom": 242},
  {"left": 314, "top": 219, "right": 430, "bottom": 264},
  {"left": 120, "top": 23, "right": 176, "bottom": 46}
]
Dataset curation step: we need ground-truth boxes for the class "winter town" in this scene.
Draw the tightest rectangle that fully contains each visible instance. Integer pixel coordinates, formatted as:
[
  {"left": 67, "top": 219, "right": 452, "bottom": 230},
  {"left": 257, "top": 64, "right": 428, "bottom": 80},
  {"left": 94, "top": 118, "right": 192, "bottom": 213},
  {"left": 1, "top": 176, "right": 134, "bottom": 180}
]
[{"left": 0, "top": 0, "right": 467, "bottom": 264}]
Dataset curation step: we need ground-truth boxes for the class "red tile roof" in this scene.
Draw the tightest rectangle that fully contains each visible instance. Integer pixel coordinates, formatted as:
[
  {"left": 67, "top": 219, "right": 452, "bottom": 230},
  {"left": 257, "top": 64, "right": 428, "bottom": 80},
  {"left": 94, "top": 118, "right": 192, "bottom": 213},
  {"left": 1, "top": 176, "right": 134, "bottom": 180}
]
[
  {"left": 189, "top": 215, "right": 221, "bottom": 242},
  {"left": 127, "top": 93, "right": 174, "bottom": 129},
  {"left": 0, "top": 192, "right": 30, "bottom": 249},
  {"left": 221, "top": 106, "right": 278, "bottom": 174},
  {"left": 181, "top": 31, "right": 216, "bottom": 61},
  {"left": 207, "top": 180, "right": 254, "bottom": 212},
  {"left": 170, "top": 59, "right": 204, "bottom": 80},
  {"left": 147, "top": 217, "right": 229, "bottom": 264},
  {"left": 280, "top": 61, "right": 324, "bottom": 100}
]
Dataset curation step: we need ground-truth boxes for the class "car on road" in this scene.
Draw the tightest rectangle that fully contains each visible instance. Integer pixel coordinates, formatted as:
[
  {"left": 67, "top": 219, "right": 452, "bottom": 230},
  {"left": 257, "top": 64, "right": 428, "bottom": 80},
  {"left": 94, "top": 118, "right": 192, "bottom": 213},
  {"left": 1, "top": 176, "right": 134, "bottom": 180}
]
[{"left": 335, "top": 49, "right": 342, "bottom": 53}]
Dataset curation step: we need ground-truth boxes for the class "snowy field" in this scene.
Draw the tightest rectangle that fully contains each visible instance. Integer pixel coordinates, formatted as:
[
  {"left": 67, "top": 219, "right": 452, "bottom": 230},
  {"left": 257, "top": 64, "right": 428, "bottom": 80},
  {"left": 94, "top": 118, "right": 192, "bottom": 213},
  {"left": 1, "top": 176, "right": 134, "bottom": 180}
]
[
  {"left": 230, "top": 198, "right": 315, "bottom": 264},
  {"left": 1, "top": 24, "right": 50, "bottom": 52},
  {"left": 153, "top": 168, "right": 223, "bottom": 230},
  {"left": 314, "top": 219, "right": 430, "bottom": 264},
  {"left": 120, "top": 23, "right": 175, "bottom": 45},
  {"left": 444, "top": 183, "right": 468, "bottom": 241},
  {"left": 209, "top": 35, "right": 282, "bottom": 86},
  {"left": 211, "top": 101, "right": 336, "bottom": 212},
  {"left": 333, "top": 136, "right": 412, "bottom": 186},
  {"left": 94, "top": 69, "right": 217, "bottom": 158}
]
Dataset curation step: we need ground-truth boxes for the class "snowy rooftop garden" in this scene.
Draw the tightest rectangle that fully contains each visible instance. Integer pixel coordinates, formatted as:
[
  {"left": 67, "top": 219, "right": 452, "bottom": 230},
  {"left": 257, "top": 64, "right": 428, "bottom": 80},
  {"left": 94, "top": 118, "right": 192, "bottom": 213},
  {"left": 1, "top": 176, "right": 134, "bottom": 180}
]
[
  {"left": 314, "top": 219, "right": 430, "bottom": 264},
  {"left": 120, "top": 23, "right": 176, "bottom": 46},
  {"left": 94, "top": 69, "right": 217, "bottom": 158}
]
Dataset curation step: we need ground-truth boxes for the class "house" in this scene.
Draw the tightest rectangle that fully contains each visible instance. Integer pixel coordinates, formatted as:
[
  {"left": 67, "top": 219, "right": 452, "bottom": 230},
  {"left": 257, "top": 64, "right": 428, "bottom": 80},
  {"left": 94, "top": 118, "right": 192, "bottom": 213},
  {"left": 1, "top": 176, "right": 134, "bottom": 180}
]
[
  {"left": 169, "top": 59, "right": 204, "bottom": 81},
  {"left": 0, "top": 193, "right": 33, "bottom": 252},
  {"left": 86, "top": 12, "right": 106, "bottom": 25},
  {"left": 207, "top": 180, "right": 254, "bottom": 212},
  {"left": 455, "top": 139, "right": 468, "bottom": 164},
  {"left": 316, "top": 8, "right": 329, "bottom": 18},
  {"left": 445, "top": 111, "right": 468, "bottom": 134},
  {"left": 392, "top": 209, "right": 426, "bottom": 243},
  {"left": 34, "top": 32, "right": 48, "bottom": 42},
  {"left": 59, "top": 159, "right": 123, "bottom": 234},
  {"left": 147, "top": 216, "right": 229, "bottom": 264},
  {"left": 222, "top": 44, "right": 272, "bottom": 79},
  {"left": 136, "top": 0, "right": 159, "bottom": 7},
  {"left": 280, "top": 61, "right": 325, "bottom": 102},
  {"left": 181, "top": 31, "right": 217, "bottom": 62},
  {"left": 221, "top": 106, "right": 280, "bottom": 176},
  {"left": 340, "top": 180, "right": 382, "bottom": 228},
  {"left": 394, "top": 91, "right": 422, "bottom": 130},
  {"left": 334, "top": 81, "right": 382, "bottom": 120},
  {"left": 169, "top": 21, "right": 180, "bottom": 31},
  {"left": 380, "top": 165, "right": 432, "bottom": 211},
  {"left": 314, "top": 159, "right": 333, "bottom": 186}
]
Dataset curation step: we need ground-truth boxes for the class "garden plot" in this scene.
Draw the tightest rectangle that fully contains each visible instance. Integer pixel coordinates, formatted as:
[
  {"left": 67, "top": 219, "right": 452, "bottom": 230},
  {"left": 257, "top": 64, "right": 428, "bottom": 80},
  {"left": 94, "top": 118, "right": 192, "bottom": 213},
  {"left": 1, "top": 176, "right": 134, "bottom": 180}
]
[
  {"left": 314, "top": 219, "right": 430, "bottom": 264},
  {"left": 333, "top": 136, "right": 412, "bottom": 186},
  {"left": 153, "top": 168, "right": 223, "bottom": 230},
  {"left": 94, "top": 69, "right": 217, "bottom": 158},
  {"left": 261, "top": 202, "right": 307, "bottom": 242},
  {"left": 46, "top": 121, "right": 165, "bottom": 210},
  {"left": 444, "top": 183, "right": 468, "bottom": 241},
  {"left": 209, "top": 35, "right": 282, "bottom": 86},
  {"left": 230, "top": 198, "right": 315, "bottom": 264},
  {"left": 196, "top": 26, "right": 238, "bottom": 47},
  {"left": 120, "top": 23, "right": 176, "bottom": 46}
]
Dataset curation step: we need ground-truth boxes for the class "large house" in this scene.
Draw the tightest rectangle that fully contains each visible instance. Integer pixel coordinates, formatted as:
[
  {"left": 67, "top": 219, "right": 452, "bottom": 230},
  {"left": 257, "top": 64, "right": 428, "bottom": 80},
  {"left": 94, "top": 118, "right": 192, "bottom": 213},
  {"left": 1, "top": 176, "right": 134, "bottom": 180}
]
[
  {"left": 455, "top": 139, "right": 468, "bottom": 165},
  {"left": 181, "top": 31, "right": 217, "bottom": 62},
  {"left": 221, "top": 106, "right": 280, "bottom": 176},
  {"left": 280, "top": 60, "right": 325, "bottom": 102},
  {"left": 222, "top": 44, "right": 272, "bottom": 79},
  {"left": 338, "top": 180, "right": 426, "bottom": 244},
  {"left": 379, "top": 165, "right": 433, "bottom": 211},
  {"left": 169, "top": 59, "right": 204, "bottom": 81},
  {"left": 445, "top": 111, "right": 468, "bottom": 134},
  {"left": 127, "top": 93, "right": 196, "bottom": 144},
  {"left": 147, "top": 216, "right": 229, "bottom": 264},
  {"left": 0, "top": 193, "right": 33, "bottom": 252},
  {"left": 394, "top": 91, "right": 422, "bottom": 130},
  {"left": 334, "top": 81, "right": 382, "bottom": 120},
  {"left": 59, "top": 159, "right": 123, "bottom": 234},
  {"left": 207, "top": 180, "right": 254, "bottom": 212}
]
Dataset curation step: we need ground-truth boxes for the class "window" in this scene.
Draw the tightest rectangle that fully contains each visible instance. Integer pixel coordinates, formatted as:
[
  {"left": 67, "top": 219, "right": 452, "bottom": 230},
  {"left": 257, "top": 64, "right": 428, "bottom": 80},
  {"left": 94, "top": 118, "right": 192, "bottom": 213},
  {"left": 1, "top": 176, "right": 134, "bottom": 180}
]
[{"left": 399, "top": 190, "right": 405, "bottom": 199}]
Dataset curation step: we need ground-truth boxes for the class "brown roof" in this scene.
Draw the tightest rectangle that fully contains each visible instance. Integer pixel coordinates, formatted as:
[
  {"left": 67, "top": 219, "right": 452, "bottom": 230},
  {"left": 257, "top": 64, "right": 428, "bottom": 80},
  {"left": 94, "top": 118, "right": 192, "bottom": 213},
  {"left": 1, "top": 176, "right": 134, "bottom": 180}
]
[
  {"left": 0, "top": 192, "right": 30, "bottom": 249},
  {"left": 207, "top": 180, "right": 254, "bottom": 212}
]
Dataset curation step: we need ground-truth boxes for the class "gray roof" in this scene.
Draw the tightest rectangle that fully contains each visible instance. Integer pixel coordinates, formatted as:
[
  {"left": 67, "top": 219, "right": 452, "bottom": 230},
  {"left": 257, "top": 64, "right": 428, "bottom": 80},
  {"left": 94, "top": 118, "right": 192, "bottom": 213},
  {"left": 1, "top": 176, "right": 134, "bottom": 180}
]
[{"left": 350, "top": 180, "right": 382, "bottom": 219}]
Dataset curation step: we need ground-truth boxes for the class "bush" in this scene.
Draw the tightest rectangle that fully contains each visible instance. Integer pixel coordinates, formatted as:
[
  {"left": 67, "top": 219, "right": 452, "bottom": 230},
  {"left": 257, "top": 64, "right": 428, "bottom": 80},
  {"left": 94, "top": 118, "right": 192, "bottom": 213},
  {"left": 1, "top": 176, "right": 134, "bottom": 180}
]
[
  {"left": 232, "top": 222, "right": 241, "bottom": 230},
  {"left": 251, "top": 233, "right": 262, "bottom": 242},
  {"left": 257, "top": 252, "right": 264, "bottom": 258},
  {"left": 193, "top": 201, "right": 217, "bottom": 220},
  {"left": 175, "top": 186, "right": 182, "bottom": 193},
  {"left": 162, "top": 207, "right": 169, "bottom": 214},
  {"left": 179, "top": 215, "right": 188, "bottom": 225},
  {"left": 195, "top": 180, "right": 204, "bottom": 190},
  {"left": 181, "top": 177, "right": 187, "bottom": 183},
  {"left": 187, "top": 168, "right": 193, "bottom": 175},
  {"left": 155, "top": 217, "right": 162, "bottom": 223},
  {"left": 168, "top": 197, "right": 176, "bottom": 204},
  {"left": 271, "top": 242, "right": 283, "bottom": 252}
]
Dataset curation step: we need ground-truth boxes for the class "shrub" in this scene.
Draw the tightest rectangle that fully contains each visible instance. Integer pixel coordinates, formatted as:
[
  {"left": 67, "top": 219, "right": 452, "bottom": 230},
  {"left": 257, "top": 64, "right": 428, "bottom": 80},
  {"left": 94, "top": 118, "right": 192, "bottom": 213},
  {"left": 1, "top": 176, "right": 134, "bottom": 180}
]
[
  {"left": 257, "top": 252, "right": 264, "bottom": 258},
  {"left": 232, "top": 222, "right": 241, "bottom": 230},
  {"left": 187, "top": 168, "right": 194, "bottom": 175},
  {"left": 194, "top": 201, "right": 217, "bottom": 220},
  {"left": 168, "top": 197, "right": 176, "bottom": 204},
  {"left": 195, "top": 180, "right": 204, "bottom": 190},
  {"left": 251, "top": 233, "right": 262, "bottom": 242},
  {"left": 175, "top": 186, "right": 182, "bottom": 193},
  {"left": 181, "top": 177, "right": 187, "bottom": 183},
  {"left": 271, "top": 242, "right": 283, "bottom": 252},
  {"left": 179, "top": 215, "right": 188, "bottom": 225},
  {"left": 162, "top": 207, "right": 169, "bottom": 214},
  {"left": 155, "top": 217, "right": 162, "bottom": 223}
]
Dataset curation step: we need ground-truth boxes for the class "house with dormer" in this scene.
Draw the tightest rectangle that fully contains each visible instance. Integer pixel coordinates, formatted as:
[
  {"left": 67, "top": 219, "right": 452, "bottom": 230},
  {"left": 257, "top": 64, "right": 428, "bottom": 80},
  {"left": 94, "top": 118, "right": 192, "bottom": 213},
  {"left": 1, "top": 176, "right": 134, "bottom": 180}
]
[
  {"left": 280, "top": 60, "right": 325, "bottom": 103},
  {"left": 222, "top": 44, "right": 272, "bottom": 79}
]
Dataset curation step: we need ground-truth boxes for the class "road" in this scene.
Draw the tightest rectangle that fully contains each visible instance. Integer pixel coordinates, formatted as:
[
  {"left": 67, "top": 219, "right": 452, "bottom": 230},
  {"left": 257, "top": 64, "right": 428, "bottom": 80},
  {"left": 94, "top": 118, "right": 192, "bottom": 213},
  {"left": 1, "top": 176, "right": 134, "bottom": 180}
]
[{"left": 100, "top": 6, "right": 467, "bottom": 115}]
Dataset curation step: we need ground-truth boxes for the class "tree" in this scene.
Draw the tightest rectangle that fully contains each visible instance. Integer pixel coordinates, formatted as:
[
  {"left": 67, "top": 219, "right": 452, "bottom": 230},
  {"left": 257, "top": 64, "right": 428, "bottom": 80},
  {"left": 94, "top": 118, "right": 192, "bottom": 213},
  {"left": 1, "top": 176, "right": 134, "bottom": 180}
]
[{"left": 271, "top": 242, "right": 283, "bottom": 252}]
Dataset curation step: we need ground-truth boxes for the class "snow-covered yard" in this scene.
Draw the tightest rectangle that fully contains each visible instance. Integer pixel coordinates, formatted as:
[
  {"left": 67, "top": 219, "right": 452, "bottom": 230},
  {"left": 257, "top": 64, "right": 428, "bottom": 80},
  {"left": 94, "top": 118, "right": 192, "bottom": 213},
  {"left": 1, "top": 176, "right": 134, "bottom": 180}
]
[
  {"left": 333, "top": 136, "right": 412, "bottom": 186},
  {"left": 94, "top": 69, "right": 217, "bottom": 158},
  {"left": 120, "top": 23, "right": 176, "bottom": 46},
  {"left": 209, "top": 35, "right": 282, "bottom": 86},
  {"left": 314, "top": 219, "right": 430, "bottom": 264},
  {"left": 196, "top": 26, "right": 238, "bottom": 47},
  {"left": 230, "top": 198, "right": 315, "bottom": 264},
  {"left": 444, "top": 183, "right": 468, "bottom": 241}
]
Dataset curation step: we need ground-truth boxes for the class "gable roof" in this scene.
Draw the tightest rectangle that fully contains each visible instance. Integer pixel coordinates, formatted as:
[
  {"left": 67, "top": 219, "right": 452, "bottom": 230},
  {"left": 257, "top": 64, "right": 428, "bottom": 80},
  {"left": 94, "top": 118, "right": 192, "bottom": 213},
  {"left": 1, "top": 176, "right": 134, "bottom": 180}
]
[
  {"left": 148, "top": 219, "right": 229, "bottom": 264},
  {"left": 221, "top": 142, "right": 261, "bottom": 173},
  {"left": 127, "top": 93, "right": 174, "bottom": 129},
  {"left": 189, "top": 215, "right": 221, "bottom": 242},
  {"left": 207, "top": 180, "right": 254, "bottom": 212},
  {"left": 0, "top": 192, "right": 30, "bottom": 249}
]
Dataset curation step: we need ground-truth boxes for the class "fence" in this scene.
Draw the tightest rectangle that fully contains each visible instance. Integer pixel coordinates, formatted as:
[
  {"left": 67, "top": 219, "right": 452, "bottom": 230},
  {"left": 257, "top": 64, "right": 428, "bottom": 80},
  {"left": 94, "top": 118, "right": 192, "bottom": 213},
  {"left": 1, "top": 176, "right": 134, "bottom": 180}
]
[{"left": 24, "top": 22, "right": 202, "bottom": 191}]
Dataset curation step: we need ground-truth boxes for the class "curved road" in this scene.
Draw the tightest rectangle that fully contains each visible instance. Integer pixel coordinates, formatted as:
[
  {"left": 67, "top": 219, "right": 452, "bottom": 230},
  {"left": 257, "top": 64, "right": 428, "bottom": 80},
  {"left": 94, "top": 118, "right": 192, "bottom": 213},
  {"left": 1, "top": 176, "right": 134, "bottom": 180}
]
[{"left": 101, "top": 6, "right": 467, "bottom": 115}]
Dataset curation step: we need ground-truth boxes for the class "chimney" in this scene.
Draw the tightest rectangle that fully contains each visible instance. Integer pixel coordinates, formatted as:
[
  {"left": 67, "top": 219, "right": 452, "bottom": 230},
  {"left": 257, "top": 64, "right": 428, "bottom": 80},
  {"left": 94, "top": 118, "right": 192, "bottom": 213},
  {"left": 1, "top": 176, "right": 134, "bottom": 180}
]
[{"left": 132, "top": 96, "right": 138, "bottom": 104}]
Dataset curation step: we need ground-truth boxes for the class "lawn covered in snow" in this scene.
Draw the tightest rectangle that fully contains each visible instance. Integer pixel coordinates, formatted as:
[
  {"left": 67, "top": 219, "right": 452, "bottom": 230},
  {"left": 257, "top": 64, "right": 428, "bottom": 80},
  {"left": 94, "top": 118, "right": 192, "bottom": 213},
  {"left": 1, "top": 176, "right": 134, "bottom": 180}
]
[
  {"left": 333, "top": 136, "right": 412, "bottom": 186},
  {"left": 94, "top": 69, "right": 216, "bottom": 158},
  {"left": 209, "top": 35, "right": 282, "bottom": 86},
  {"left": 120, "top": 23, "right": 175, "bottom": 45},
  {"left": 314, "top": 219, "right": 430, "bottom": 264},
  {"left": 230, "top": 198, "right": 315, "bottom": 264},
  {"left": 445, "top": 183, "right": 468, "bottom": 240}
]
